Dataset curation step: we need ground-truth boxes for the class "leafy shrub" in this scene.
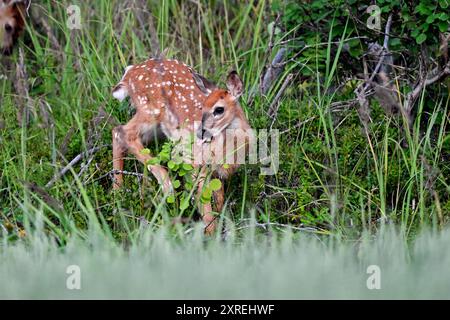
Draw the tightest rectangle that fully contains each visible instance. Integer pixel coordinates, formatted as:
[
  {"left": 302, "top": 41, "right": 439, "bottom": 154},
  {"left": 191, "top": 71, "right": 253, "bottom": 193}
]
[{"left": 274, "top": 0, "right": 450, "bottom": 76}]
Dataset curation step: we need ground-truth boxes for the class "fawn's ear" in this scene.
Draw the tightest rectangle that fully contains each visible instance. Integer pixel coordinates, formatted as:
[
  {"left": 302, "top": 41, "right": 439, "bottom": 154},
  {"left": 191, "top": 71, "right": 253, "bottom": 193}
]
[
  {"left": 192, "top": 72, "right": 216, "bottom": 95},
  {"left": 226, "top": 71, "right": 243, "bottom": 99}
]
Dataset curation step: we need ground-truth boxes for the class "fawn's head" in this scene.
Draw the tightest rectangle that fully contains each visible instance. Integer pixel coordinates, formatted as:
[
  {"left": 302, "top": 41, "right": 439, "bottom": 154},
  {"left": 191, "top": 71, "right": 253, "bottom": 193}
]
[
  {"left": 198, "top": 71, "right": 244, "bottom": 141},
  {"left": 0, "top": 0, "right": 26, "bottom": 55}
]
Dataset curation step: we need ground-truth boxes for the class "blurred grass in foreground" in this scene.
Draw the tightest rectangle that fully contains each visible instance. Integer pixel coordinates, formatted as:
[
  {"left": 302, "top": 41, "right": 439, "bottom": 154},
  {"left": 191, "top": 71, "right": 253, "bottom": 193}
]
[{"left": 1, "top": 221, "right": 450, "bottom": 299}]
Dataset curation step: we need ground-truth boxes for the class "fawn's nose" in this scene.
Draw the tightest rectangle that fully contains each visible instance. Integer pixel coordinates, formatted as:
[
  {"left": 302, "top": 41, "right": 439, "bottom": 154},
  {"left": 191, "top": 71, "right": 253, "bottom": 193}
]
[
  {"left": 196, "top": 127, "right": 212, "bottom": 141},
  {"left": 196, "top": 128, "right": 205, "bottom": 140},
  {"left": 197, "top": 114, "right": 213, "bottom": 141},
  {"left": 197, "top": 114, "right": 207, "bottom": 139}
]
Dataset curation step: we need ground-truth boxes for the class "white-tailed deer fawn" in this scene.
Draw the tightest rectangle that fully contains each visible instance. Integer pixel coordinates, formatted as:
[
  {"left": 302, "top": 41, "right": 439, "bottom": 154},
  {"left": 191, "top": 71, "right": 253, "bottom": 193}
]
[
  {"left": 0, "top": 0, "right": 27, "bottom": 55},
  {"left": 112, "top": 57, "right": 251, "bottom": 234}
]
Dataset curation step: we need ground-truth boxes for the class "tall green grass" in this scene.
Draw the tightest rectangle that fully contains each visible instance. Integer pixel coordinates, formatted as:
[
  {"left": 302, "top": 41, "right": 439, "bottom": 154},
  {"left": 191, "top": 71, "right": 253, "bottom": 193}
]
[{"left": 2, "top": 218, "right": 450, "bottom": 299}]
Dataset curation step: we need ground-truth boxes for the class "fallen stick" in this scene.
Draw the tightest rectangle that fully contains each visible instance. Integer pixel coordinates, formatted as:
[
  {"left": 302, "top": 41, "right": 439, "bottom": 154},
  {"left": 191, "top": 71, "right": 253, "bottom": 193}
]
[
  {"left": 261, "top": 47, "right": 287, "bottom": 95},
  {"left": 87, "top": 169, "right": 154, "bottom": 187},
  {"left": 269, "top": 73, "right": 294, "bottom": 128},
  {"left": 46, "top": 145, "right": 109, "bottom": 188}
]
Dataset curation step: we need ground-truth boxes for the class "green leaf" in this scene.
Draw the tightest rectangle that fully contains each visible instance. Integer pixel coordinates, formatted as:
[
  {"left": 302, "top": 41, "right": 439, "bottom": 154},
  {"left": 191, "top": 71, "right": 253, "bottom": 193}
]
[
  {"left": 426, "top": 15, "right": 436, "bottom": 24},
  {"left": 411, "top": 28, "right": 420, "bottom": 38},
  {"left": 439, "top": 21, "right": 449, "bottom": 32},
  {"left": 201, "top": 188, "right": 212, "bottom": 203},
  {"left": 420, "top": 23, "right": 430, "bottom": 32},
  {"left": 440, "top": 0, "right": 449, "bottom": 9},
  {"left": 146, "top": 158, "right": 159, "bottom": 166},
  {"left": 209, "top": 179, "right": 222, "bottom": 192},
  {"left": 438, "top": 13, "right": 449, "bottom": 21},
  {"left": 172, "top": 156, "right": 183, "bottom": 165},
  {"left": 173, "top": 180, "right": 181, "bottom": 189},
  {"left": 415, "top": 3, "right": 432, "bottom": 15},
  {"left": 416, "top": 33, "right": 427, "bottom": 44},
  {"left": 140, "top": 148, "right": 151, "bottom": 155},
  {"left": 348, "top": 38, "right": 360, "bottom": 48},
  {"left": 182, "top": 163, "right": 194, "bottom": 171},
  {"left": 200, "top": 197, "right": 209, "bottom": 204},
  {"left": 180, "top": 197, "right": 190, "bottom": 211},
  {"left": 185, "top": 181, "right": 193, "bottom": 190},
  {"left": 159, "top": 151, "right": 170, "bottom": 162},
  {"left": 166, "top": 195, "right": 175, "bottom": 204},
  {"left": 167, "top": 160, "right": 176, "bottom": 170}
]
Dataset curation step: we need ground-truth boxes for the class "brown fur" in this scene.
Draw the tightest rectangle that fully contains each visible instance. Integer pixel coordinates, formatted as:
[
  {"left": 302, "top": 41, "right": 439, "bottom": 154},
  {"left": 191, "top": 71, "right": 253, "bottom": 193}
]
[{"left": 0, "top": 0, "right": 26, "bottom": 55}]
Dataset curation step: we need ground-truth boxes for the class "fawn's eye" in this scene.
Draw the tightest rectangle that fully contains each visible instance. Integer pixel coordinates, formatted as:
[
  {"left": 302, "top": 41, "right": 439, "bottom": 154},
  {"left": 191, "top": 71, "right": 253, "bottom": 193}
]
[
  {"left": 213, "top": 106, "right": 225, "bottom": 117},
  {"left": 5, "top": 24, "right": 13, "bottom": 33}
]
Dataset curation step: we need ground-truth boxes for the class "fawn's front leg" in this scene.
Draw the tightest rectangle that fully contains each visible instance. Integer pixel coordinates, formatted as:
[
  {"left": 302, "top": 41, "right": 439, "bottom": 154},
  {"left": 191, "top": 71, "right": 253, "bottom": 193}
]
[
  {"left": 112, "top": 117, "right": 173, "bottom": 193},
  {"left": 213, "top": 183, "right": 225, "bottom": 213},
  {"left": 194, "top": 167, "right": 217, "bottom": 235}
]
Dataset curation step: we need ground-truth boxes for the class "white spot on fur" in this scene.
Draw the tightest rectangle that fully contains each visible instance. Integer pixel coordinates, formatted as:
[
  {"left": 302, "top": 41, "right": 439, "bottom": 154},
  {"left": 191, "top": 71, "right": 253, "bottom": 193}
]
[{"left": 112, "top": 86, "right": 128, "bottom": 101}]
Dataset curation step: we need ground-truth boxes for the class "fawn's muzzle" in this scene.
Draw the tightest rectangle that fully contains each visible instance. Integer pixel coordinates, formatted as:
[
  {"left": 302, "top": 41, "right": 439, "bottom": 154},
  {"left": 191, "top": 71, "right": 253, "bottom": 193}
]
[
  {"left": 197, "top": 113, "right": 213, "bottom": 141},
  {"left": 197, "top": 127, "right": 212, "bottom": 141}
]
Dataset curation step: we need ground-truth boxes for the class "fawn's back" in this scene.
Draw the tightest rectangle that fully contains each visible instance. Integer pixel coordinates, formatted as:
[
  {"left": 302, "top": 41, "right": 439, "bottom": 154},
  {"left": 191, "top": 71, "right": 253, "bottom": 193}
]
[{"left": 112, "top": 58, "right": 213, "bottom": 138}]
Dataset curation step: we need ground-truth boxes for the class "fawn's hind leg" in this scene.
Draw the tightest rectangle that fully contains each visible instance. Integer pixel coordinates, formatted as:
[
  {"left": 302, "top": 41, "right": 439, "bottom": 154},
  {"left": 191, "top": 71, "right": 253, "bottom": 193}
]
[{"left": 112, "top": 116, "right": 173, "bottom": 193}]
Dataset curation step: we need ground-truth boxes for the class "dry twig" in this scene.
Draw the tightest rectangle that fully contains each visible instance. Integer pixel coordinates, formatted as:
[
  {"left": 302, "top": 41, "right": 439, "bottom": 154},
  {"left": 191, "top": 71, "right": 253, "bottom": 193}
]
[
  {"left": 268, "top": 73, "right": 294, "bottom": 128},
  {"left": 46, "top": 145, "right": 109, "bottom": 188}
]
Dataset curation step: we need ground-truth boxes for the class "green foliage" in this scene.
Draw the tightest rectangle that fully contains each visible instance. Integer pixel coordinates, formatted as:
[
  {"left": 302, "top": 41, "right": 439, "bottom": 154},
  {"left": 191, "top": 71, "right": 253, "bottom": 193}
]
[
  {"left": 143, "top": 141, "right": 196, "bottom": 213},
  {"left": 274, "top": 0, "right": 450, "bottom": 73}
]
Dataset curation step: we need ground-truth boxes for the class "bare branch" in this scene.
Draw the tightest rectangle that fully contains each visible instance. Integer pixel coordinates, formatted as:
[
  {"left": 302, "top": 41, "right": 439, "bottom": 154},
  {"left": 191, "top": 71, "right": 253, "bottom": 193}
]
[
  {"left": 354, "top": 14, "right": 394, "bottom": 127},
  {"left": 46, "top": 145, "right": 109, "bottom": 188},
  {"left": 261, "top": 48, "right": 288, "bottom": 95},
  {"left": 268, "top": 73, "right": 294, "bottom": 128}
]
